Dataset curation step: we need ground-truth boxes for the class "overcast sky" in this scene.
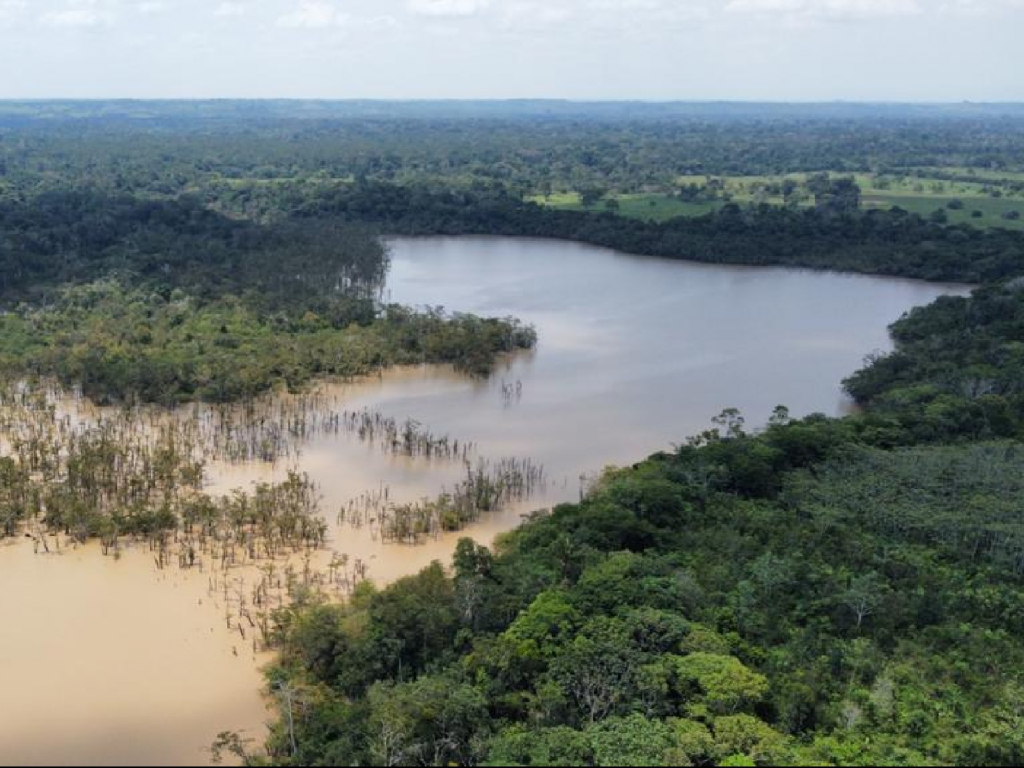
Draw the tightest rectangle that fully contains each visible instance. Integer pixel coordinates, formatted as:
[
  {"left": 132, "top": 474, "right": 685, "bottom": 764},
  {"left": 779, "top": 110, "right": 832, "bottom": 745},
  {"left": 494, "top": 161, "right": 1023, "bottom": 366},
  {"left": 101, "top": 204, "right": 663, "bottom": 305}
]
[{"left": 0, "top": 0, "right": 1020, "bottom": 101}]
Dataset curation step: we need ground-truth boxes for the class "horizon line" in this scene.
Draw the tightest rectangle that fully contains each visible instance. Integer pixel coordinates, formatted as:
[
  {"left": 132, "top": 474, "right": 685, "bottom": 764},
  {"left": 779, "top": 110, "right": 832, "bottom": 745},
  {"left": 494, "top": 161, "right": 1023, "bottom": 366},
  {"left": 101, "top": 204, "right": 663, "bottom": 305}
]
[{"left": 1, "top": 97, "right": 1023, "bottom": 106}]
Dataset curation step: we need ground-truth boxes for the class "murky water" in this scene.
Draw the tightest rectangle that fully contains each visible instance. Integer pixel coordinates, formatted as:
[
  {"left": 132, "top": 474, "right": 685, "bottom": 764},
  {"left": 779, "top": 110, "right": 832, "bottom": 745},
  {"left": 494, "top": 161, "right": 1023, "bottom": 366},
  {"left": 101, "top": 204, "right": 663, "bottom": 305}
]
[
  {"left": 379, "top": 236, "right": 970, "bottom": 469},
  {"left": 0, "top": 236, "right": 969, "bottom": 765},
  {"left": 0, "top": 540, "right": 270, "bottom": 766}
]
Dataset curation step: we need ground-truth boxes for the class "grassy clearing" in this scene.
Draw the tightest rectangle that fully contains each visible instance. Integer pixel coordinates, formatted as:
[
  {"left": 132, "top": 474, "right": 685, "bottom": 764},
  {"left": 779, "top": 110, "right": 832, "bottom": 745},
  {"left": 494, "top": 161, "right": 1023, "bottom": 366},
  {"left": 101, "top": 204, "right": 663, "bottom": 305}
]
[
  {"left": 853, "top": 172, "right": 1024, "bottom": 230},
  {"left": 534, "top": 169, "right": 1024, "bottom": 229},
  {"left": 528, "top": 192, "right": 721, "bottom": 222},
  {"left": 862, "top": 193, "right": 1024, "bottom": 230}
]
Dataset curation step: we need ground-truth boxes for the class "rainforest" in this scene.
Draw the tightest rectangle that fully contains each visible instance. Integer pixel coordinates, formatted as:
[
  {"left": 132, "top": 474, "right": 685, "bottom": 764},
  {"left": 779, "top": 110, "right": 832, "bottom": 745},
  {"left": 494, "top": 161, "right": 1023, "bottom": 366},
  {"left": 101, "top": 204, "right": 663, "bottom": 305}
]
[{"left": 0, "top": 102, "right": 1023, "bottom": 767}]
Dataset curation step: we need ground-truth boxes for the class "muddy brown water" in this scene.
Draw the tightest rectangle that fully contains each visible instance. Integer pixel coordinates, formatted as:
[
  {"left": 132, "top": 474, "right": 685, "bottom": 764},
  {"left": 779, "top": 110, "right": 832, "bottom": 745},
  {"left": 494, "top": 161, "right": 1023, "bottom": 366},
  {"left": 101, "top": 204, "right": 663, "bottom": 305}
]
[{"left": 0, "top": 236, "right": 969, "bottom": 765}]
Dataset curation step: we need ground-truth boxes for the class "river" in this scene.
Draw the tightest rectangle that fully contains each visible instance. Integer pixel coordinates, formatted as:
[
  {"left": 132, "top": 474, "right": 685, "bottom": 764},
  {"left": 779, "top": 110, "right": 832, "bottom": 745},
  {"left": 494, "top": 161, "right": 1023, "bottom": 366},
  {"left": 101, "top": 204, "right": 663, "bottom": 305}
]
[{"left": 0, "top": 236, "right": 969, "bottom": 765}]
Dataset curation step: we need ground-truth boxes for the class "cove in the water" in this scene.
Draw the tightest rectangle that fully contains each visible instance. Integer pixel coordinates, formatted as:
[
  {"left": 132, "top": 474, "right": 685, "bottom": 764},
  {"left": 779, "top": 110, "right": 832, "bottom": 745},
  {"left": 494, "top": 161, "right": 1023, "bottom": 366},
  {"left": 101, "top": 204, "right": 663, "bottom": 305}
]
[{"left": 0, "top": 236, "right": 970, "bottom": 766}]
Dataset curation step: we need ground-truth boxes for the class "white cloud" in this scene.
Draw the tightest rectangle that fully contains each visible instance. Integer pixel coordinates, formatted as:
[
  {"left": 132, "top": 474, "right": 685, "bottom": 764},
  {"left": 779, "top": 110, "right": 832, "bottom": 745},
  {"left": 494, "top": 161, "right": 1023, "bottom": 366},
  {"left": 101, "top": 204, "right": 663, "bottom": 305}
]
[
  {"left": 407, "top": 0, "right": 491, "bottom": 17},
  {"left": 364, "top": 15, "right": 399, "bottom": 29},
  {"left": 939, "top": 0, "right": 987, "bottom": 14},
  {"left": 590, "top": 0, "right": 710, "bottom": 26},
  {"left": 940, "top": 0, "right": 1024, "bottom": 13},
  {"left": 501, "top": 1, "right": 573, "bottom": 27},
  {"left": 0, "top": 0, "right": 1020, "bottom": 100},
  {"left": 485, "top": 0, "right": 710, "bottom": 32},
  {"left": 41, "top": 1, "right": 115, "bottom": 28},
  {"left": 0, "top": 0, "right": 27, "bottom": 26},
  {"left": 213, "top": 2, "right": 246, "bottom": 18},
  {"left": 726, "top": 0, "right": 923, "bottom": 20},
  {"left": 276, "top": 1, "right": 349, "bottom": 28},
  {"left": 589, "top": 0, "right": 667, "bottom": 9}
]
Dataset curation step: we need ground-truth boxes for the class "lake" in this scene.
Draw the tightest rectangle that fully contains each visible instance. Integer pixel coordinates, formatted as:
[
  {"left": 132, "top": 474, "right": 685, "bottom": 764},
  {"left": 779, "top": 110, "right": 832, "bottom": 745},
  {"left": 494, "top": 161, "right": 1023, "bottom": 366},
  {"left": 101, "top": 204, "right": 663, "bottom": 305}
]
[
  {"left": 379, "top": 236, "right": 968, "bottom": 471},
  {"left": 0, "top": 236, "right": 968, "bottom": 765}
]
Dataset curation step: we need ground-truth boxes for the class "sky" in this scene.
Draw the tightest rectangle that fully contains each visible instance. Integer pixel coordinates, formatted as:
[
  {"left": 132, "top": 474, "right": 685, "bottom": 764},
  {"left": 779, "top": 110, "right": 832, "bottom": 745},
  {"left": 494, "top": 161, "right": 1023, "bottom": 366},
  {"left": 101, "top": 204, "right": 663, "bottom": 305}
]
[{"left": 0, "top": 0, "right": 1021, "bottom": 101}]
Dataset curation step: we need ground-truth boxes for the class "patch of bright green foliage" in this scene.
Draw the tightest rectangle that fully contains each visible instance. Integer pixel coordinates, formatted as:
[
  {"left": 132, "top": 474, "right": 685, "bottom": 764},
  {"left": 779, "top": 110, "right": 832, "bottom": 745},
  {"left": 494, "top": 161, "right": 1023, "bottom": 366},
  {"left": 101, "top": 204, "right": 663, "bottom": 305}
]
[
  {"left": 0, "top": 282, "right": 535, "bottom": 404},
  {"left": 528, "top": 192, "right": 722, "bottom": 223}
]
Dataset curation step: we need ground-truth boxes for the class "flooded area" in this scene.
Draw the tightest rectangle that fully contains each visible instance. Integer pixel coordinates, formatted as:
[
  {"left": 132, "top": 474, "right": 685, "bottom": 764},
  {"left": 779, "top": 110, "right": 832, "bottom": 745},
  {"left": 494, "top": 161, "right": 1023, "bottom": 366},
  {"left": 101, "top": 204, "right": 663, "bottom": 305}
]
[
  {"left": 0, "top": 236, "right": 969, "bottom": 765},
  {"left": 0, "top": 541, "right": 269, "bottom": 766}
]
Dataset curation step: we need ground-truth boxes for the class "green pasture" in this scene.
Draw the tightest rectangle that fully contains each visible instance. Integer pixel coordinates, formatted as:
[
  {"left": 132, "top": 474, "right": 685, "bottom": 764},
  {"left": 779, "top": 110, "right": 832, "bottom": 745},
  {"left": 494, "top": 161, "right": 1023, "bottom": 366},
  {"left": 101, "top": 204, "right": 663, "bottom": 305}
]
[
  {"left": 536, "top": 169, "right": 1024, "bottom": 229},
  {"left": 528, "top": 192, "right": 721, "bottom": 222}
]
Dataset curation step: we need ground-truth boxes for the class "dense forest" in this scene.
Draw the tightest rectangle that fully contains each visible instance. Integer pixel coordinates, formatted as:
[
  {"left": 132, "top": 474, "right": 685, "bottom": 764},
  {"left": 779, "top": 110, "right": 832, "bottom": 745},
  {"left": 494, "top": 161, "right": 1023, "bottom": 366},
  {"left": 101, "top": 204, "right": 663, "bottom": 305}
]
[
  {"left": 4, "top": 102, "right": 1024, "bottom": 288},
  {"left": 3, "top": 102, "right": 1024, "bottom": 196},
  {"left": 294, "top": 183, "right": 1024, "bottom": 283},
  {"left": 0, "top": 191, "right": 535, "bottom": 403},
  {"left": 844, "top": 280, "right": 1024, "bottom": 442},
  {"left": 2, "top": 102, "right": 1024, "bottom": 767},
  {"left": 248, "top": 285, "right": 1024, "bottom": 767}
]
